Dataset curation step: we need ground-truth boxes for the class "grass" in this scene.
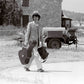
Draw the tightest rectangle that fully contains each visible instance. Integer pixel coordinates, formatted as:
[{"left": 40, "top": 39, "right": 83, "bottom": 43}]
[
  {"left": 0, "top": 25, "right": 84, "bottom": 70},
  {"left": 0, "top": 36, "right": 84, "bottom": 68},
  {"left": 0, "top": 25, "right": 21, "bottom": 30},
  {"left": 0, "top": 25, "right": 26, "bottom": 36}
]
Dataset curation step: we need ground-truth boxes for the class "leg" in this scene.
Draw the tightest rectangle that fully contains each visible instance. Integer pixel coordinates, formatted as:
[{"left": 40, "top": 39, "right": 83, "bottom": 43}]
[
  {"left": 33, "top": 48, "right": 44, "bottom": 72},
  {"left": 24, "top": 51, "right": 34, "bottom": 69},
  {"left": 34, "top": 55, "right": 43, "bottom": 69}
]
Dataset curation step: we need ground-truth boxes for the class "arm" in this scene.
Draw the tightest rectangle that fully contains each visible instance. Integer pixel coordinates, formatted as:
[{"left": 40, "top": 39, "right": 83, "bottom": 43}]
[
  {"left": 40, "top": 27, "right": 44, "bottom": 46},
  {"left": 24, "top": 23, "right": 31, "bottom": 46}
]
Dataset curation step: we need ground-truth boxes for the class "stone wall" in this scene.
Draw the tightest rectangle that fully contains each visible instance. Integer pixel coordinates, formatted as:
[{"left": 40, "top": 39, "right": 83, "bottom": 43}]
[{"left": 21, "top": 0, "right": 62, "bottom": 27}]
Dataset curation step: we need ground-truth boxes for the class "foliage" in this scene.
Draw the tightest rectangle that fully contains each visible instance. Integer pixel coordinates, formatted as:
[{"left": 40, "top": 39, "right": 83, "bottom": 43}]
[{"left": 0, "top": 0, "right": 22, "bottom": 26}]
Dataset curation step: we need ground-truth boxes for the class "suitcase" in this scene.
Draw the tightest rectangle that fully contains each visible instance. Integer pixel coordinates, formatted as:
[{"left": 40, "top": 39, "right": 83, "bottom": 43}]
[
  {"left": 37, "top": 46, "right": 49, "bottom": 60},
  {"left": 18, "top": 40, "right": 37, "bottom": 65}
]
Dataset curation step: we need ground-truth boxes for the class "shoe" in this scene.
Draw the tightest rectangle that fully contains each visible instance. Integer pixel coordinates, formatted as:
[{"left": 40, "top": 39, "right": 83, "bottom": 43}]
[
  {"left": 37, "top": 69, "right": 44, "bottom": 72},
  {"left": 24, "top": 67, "right": 30, "bottom": 71},
  {"left": 42, "top": 59, "right": 47, "bottom": 63}
]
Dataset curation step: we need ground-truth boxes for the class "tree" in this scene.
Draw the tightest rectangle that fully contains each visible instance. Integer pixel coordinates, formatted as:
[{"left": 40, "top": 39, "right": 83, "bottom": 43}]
[
  {"left": 0, "top": 0, "right": 22, "bottom": 26},
  {"left": 0, "top": 0, "right": 5, "bottom": 25}
]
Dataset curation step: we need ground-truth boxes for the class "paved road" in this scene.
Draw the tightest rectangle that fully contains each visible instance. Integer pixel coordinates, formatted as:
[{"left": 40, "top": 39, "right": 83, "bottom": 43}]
[
  {"left": 0, "top": 62, "right": 84, "bottom": 84},
  {"left": 0, "top": 37, "right": 84, "bottom": 84}
]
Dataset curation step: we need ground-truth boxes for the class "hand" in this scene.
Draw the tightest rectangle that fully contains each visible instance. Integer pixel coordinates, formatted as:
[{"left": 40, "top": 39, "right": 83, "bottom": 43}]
[
  {"left": 23, "top": 43, "right": 29, "bottom": 48},
  {"left": 23, "top": 43, "right": 26, "bottom": 47}
]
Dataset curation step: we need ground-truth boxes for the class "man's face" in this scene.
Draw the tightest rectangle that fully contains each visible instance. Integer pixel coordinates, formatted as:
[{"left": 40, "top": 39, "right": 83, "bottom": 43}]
[{"left": 33, "top": 16, "right": 39, "bottom": 22}]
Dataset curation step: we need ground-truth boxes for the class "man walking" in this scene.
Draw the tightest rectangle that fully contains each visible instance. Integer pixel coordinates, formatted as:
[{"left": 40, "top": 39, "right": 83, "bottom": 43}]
[{"left": 24, "top": 11, "right": 44, "bottom": 72}]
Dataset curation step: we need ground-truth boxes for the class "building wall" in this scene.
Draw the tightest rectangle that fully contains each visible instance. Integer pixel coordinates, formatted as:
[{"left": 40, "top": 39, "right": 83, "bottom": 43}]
[{"left": 20, "top": 0, "right": 62, "bottom": 27}]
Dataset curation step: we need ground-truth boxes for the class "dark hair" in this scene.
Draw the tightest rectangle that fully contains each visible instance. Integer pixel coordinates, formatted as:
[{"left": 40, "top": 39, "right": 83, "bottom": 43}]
[{"left": 32, "top": 13, "right": 41, "bottom": 20}]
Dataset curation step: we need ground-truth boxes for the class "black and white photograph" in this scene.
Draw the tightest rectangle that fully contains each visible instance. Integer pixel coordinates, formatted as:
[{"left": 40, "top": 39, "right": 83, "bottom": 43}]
[{"left": 0, "top": 0, "right": 84, "bottom": 84}]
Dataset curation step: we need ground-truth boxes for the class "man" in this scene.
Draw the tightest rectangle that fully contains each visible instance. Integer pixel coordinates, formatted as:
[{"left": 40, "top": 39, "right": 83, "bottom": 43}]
[
  {"left": 63, "top": 25, "right": 71, "bottom": 44},
  {"left": 24, "top": 11, "right": 44, "bottom": 72}
]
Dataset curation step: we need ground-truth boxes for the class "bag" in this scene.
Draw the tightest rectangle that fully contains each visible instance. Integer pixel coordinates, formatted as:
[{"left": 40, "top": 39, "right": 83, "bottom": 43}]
[
  {"left": 18, "top": 47, "right": 30, "bottom": 64},
  {"left": 18, "top": 40, "right": 37, "bottom": 65},
  {"left": 37, "top": 46, "right": 49, "bottom": 60}
]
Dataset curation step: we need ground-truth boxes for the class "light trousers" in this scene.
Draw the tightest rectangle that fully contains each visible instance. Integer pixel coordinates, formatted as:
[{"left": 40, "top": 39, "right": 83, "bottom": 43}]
[{"left": 24, "top": 47, "right": 43, "bottom": 69}]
